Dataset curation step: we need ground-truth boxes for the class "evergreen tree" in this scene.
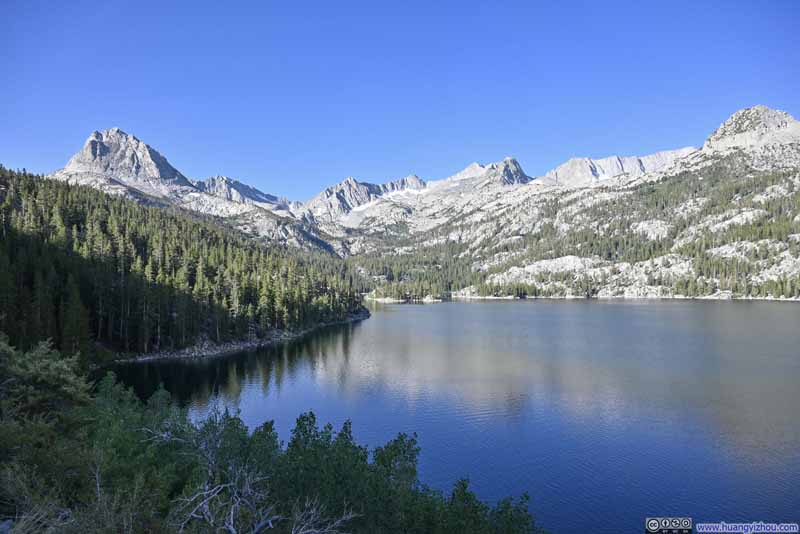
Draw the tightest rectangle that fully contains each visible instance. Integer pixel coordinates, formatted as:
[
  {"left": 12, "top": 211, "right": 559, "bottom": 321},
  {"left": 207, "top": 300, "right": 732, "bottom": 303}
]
[
  {"left": 60, "top": 274, "right": 91, "bottom": 367},
  {"left": 0, "top": 166, "right": 367, "bottom": 363}
]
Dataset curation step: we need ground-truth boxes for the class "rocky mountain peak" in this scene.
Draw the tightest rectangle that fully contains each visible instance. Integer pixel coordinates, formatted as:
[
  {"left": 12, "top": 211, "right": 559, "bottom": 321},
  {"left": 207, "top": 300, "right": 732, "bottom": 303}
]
[
  {"left": 53, "top": 127, "right": 193, "bottom": 196},
  {"left": 704, "top": 105, "right": 800, "bottom": 151},
  {"left": 485, "top": 157, "right": 529, "bottom": 185},
  {"left": 384, "top": 174, "right": 426, "bottom": 192},
  {"left": 305, "top": 173, "right": 428, "bottom": 222},
  {"left": 447, "top": 158, "right": 530, "bottom": 185},
  {"left": 317, "top": 176, "right": 365, "bottom": 199},
  {"left": 44, "top": 103, "right": 800, "bottom": 257}
]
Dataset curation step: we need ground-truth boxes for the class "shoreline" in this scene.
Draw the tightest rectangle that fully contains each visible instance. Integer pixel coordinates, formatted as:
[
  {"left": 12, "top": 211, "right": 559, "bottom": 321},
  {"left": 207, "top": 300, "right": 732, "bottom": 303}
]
[
  {"left": 110, "top": 291, "right": 796, "bottom": 364},
  {"left": 366, "top": 296, "right": 445, "bottom": 304},
  {"left": 113, "top": 307, "right": 371, "bottom": 364},
  {"left": 456, "top": 294, "right": 800, "bottom": 302},
  {"left": 391, "top": 293, "right": 800, "bottom": 303}
]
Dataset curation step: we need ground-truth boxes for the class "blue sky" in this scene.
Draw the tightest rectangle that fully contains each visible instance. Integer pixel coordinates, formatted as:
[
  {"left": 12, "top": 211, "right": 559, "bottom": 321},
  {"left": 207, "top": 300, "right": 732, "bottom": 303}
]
[{"left": 2, "top": 0, "right": 799, "bottom": 200}]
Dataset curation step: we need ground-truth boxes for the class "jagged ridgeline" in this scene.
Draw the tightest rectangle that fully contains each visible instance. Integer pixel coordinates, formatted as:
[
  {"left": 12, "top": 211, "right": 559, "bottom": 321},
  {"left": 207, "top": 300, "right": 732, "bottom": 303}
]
[
  {"left": 29, "top": 105, "right": 800, "bottom": 302},
  {"left": 351, "top": 106, "right": 800, "bottom": 300},
  {"left": 0, "top": 166, "right": 366, "bottom": 365}
]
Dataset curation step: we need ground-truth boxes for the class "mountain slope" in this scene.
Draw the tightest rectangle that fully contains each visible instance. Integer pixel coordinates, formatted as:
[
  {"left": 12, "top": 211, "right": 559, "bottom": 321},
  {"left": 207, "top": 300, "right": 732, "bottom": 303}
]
[
  {"left": 0, "top": 166, "right": 366, "bottom": 360},
  {"left": 43, "top": 105, "right": 800, "bottom": 300},
  {"left": 49, "top": 128, "right": 332, "bottom": 251},
  {"left": 194, "top": 175, "right": 287, "bottom": 208},
  {"left": 704, "top": 105, "right": 800, "bottom": 151},
  {"left": 375, "top": 105, "right": 800, "bottom": 300},
  {"left": 543, "top": 147, "right": 697, "bottom": 186},
  {"left": 304, "top": 174, "right": 426, "bottom": 224}
]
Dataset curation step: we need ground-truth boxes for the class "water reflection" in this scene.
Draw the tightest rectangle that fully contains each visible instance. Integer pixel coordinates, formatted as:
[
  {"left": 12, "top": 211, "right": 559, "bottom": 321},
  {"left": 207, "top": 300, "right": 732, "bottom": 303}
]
[
  {"left": 118, "top": 322, "right": 358, "bottom": 408},
  {"left": 115, "top": 301, "right": 800, "bottom": 533},
  {"left": 118, "top": 301, "right": 800, "bottom": 464}
]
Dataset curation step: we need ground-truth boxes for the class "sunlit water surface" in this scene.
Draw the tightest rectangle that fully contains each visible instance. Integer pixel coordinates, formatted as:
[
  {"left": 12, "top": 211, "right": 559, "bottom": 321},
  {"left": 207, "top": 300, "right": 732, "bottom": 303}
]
[{"left": 116, "top": 301, "right": 800, "bottom": 533}]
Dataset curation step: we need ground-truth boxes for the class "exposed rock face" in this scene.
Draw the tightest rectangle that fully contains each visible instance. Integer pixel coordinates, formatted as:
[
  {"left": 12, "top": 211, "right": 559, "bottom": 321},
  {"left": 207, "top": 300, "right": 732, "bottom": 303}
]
[
  {"left": 45, "top": 105, "right": 800, "bottom": 297},
  {"left": 448, "top": 162, "right": 486, "bottom": 181},
  {"left": 704, "top": 105, "right": 800, "bottom": 151},
  {"left": 448, "top": 157, "right": 531, "bottom": 186},
  {"left": 484, "top": 157, "right": 531, "bottom": 185},
  {"left": 384, "top": 174, "right": 426, "bottom": 192},
  {"left": 51, "top": 128, "right": 194, "bottom": 198},
  {"left": 304, "top": 174, "right": 427, "bottom": 222},
  {"left": 193, "top": 175, "right": 289, "bottom": 210},
  {"left": 544, "top": 148, "right": 697, "bottom": 186},
  {"left": 48, "top": 128, "right": 330, "bottom": 250}
]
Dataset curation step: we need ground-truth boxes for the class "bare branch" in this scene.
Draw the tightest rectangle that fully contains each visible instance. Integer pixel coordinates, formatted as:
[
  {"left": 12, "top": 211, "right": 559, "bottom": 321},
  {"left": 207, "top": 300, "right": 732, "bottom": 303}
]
[{"left": 290, "top": 498, "right": 357, "bottom": 534}]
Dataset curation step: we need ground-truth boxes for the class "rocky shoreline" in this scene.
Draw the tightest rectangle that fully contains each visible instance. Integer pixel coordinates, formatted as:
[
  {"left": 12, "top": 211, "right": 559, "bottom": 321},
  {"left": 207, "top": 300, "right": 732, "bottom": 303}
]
[
  {"left": 114, "top": 307, "right": 371, "bottom": 363},
  {"left": 380, "top": 292, "right": 800, "bottom": 303},
  {"left": 365, "top": 293, "right": 444, "bottom": 304}
]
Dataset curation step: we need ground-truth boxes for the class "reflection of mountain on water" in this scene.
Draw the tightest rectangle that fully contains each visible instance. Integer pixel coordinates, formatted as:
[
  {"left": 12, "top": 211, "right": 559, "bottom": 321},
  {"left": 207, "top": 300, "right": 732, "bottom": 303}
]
[{"left": 115, "top": 301, "right": 800, "bottom": 470}]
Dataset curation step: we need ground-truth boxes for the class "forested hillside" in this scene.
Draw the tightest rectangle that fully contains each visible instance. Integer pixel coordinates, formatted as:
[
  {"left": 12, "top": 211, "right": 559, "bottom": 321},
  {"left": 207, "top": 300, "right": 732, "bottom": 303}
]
[
  {"left": 351, "top": 240, "right": 481, "bottom": 301},
  {"left": 351, "top": 153, "right": 800, "bottom": 301},
  {"left": 466, "top": 154, "right": 800, "bottom": 299},
  {"left": 0, "top": 168, "right": 540, "bottom": 532},
  {"left": 0, "top": 166, "right": 366, "bottom": 365},
  {"left": 349, "top": 110, "right": 800, "bottom": 301}
]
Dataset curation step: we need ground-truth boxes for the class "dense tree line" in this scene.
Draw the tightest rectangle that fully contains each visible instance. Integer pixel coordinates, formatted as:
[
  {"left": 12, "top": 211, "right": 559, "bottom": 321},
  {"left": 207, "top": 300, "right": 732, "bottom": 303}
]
[
  {"left": 0, "top": 166, "right": 365, "bottom": 365},
  {"left": 352, "top": 242, "right": 482, "bottom": 300},
  {"left": 0, "top": 337, "right": 540, "bottom": 533}
]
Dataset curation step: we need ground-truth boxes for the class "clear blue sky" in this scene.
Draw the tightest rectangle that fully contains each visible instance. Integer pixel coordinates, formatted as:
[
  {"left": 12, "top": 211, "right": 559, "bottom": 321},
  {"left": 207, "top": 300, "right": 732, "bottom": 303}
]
[{"left": 2, "top": 0, "right": 798, "bottom": 200}]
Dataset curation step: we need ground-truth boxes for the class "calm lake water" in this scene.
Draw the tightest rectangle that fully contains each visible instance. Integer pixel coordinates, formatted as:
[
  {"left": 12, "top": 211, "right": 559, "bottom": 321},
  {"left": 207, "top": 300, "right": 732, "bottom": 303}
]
[{"left": 115, "top": 301, "right": 800, "bottom": 533}]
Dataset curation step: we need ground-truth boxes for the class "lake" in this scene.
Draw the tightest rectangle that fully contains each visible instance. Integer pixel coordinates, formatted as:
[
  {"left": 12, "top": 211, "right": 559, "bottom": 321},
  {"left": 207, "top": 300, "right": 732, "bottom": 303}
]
[{"left": 115, "top": 300, "right": 800, "bottom": 533}]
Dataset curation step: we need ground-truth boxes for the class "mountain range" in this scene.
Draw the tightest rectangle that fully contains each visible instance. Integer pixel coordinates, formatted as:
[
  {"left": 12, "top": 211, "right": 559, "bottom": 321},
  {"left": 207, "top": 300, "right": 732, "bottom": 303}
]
[{"left": 47, "top": 105, "right": 800, "bottom": 299}]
